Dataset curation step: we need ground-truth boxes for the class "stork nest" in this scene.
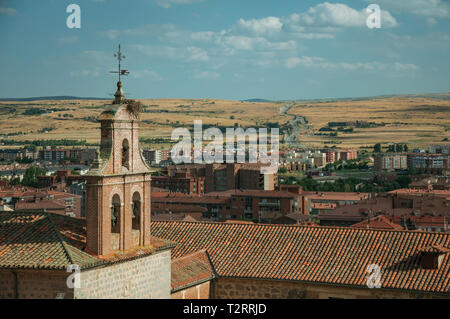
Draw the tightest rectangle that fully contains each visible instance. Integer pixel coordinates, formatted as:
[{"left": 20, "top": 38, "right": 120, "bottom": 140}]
[{"left": 124, "top": 99, "right": 143, "bottom": 117}]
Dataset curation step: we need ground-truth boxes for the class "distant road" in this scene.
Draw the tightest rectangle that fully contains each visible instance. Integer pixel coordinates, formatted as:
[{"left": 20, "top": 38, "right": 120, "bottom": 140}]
[{"left": 279, "top": 102, "right": 310, "bottom": 147}]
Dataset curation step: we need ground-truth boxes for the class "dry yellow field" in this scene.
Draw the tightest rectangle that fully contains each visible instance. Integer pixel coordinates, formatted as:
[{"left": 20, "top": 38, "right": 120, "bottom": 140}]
[{"left": 0, "top": 95, "right": 449, "bottom": 150}]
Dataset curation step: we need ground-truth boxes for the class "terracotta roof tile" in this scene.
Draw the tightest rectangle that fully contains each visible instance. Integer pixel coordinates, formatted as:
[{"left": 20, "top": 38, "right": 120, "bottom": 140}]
[
  {"left": 171, "top": 250, "right": 216, "bottom": 292},
  {"left": 0, "top": 212, "right": 175, "bottom": 270},
  {"left": 151, "top": 221, "right": 450, "bottom": 294},
  {"left": 351, "top": 216, "right": 404, "bottom": 230},
  {"left": 0, "top": 212, "right": 102, "bottom": 270}
]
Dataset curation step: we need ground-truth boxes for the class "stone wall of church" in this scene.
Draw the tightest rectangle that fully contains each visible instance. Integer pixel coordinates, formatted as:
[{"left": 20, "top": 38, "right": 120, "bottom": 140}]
[
  {"left": 0, "top": 270, "right": 73, "bottom": 299},
  {"left": 0, "top": 250, "right": 171, "bottom": 299},
  {"left": 213, "top": 277, "right": 449, "bottom": 299},
  {"left": 74, "top": 249, "right": 171, "bottom": 299}
]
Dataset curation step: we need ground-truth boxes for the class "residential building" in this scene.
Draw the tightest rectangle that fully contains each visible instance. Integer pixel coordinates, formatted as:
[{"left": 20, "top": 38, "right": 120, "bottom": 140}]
[
  {"left": 0, "top": 186, "right": 82, "bottom": 218},
  {"left": 429, "top": 145, "right": 450, "bottom": 155},
  {"left": 408, "top": 153, "right": 450, "bottom": 174},
  {"left": 373, "top": 153, "right": 408, "bottom": 171},
  {"left": 303, "top": 191, "right": 371, "bottom": 215},
  {"left": 163, "top": 162, "right": 276, "bottom": 193},
  {"left": 152, "top": 172, "right": 205, "bottom": 194},
  {"left": 319, "top": 189, "right": 450, "bottom": 227},
  {"left": 339, "top": 150, "right": 357, "bottom": 161}
]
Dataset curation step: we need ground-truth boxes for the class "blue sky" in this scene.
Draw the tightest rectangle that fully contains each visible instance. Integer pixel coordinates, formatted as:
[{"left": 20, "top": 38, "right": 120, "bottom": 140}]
[{"left": 0, "top": 0, "right": 449, "bottom": 100}]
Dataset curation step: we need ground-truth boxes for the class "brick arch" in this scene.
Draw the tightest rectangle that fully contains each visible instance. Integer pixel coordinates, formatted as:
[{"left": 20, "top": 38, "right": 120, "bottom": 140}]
[
  {"left": 110, "top": 186, "right": 123, "bottom": 203},
  {"left": 130, "top": 185, "right": 143, "bottom": 201}
]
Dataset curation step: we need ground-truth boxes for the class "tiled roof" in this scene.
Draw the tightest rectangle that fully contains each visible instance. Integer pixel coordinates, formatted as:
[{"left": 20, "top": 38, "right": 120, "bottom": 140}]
[
  {"left": 0, "top": 212, "right": 175, "bottom": 270},
  {"left": 303, "top": 191, "right": 370, "bottom": 201},
  {"left": 14, "top": 200, "right": 66, "bottom": 211},
  {"left": 351, "top": 215, "right": 404, "bottom": 230},
  {"left": 419, "top": 245, "right": 450, "bottom": 254},
  {"left": 171, "top": 250, "right": 216, "bottom": 292},
  {"left": 151, "top": 221, "right": 450, "bottom": 294},
  {"left": 388, "top": 188, "right": 450, "bottom": 197},
  {"left": 0, "top": 212, "right": 102, "bottom": 270},
  {"left": 206, "top": 189, "right": 297, "bottom": 199}
]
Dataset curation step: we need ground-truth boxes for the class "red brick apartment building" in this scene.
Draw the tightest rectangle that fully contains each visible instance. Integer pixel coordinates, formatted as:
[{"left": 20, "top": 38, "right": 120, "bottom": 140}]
[
  {"left": 151, "top": 188, "right": 303, "bottom": 223},
  {"left": 0, "top": 186, "right": 81, "bottom": 218},
  {"left": 152, "top": 171, "right": 205, "bottom": 194},
  {"left": 319, "top": 189, "right": 450, "bottom": 230},
  {"left": 323, "top": 149, "right": 357, "bottom": 163},
  {"left": 339, "top": 150, "right": 358, "bottom": 161},
  {"left": 162, "top": 162, "right": 276, "bottom": 193},
  {"left": 142, "top": 149, "right": 171, "bottom": 164},
  {"left": 303, "top": 191, "right": 371, "bottom": 215},
  {"left": 37, "top": 170, "right": 85, "bottom": 189}
]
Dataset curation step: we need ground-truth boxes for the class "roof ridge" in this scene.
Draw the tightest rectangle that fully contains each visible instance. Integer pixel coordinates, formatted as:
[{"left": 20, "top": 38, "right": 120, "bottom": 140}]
[
  {"left": 204, "top": 250, "right": 218, "bottom": 279},
  {"left": 46, "top": 212, "right": 77, "bottom": 266},
  {"left": 152, "top": 220, "right": 450, "bottom": 235},
  {"left": 173, "top": 249, "right": 208, "bottom": 261}
]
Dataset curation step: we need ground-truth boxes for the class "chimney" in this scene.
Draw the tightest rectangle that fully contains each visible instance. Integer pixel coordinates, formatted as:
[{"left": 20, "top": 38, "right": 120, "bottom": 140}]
[{"left": 419, "top": 245, "right": 450, "bottom": 269}]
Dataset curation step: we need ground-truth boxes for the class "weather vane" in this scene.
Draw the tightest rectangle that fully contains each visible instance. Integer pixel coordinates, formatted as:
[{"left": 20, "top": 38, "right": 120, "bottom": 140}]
[{"left": 110, "top": 44, "right": 130, "bottom": 83}]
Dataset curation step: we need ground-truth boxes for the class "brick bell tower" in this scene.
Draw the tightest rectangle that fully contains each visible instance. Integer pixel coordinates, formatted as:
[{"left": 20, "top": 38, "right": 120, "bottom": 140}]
[{"left": 85, "top": 45, "right": 152, "bottom": 257}]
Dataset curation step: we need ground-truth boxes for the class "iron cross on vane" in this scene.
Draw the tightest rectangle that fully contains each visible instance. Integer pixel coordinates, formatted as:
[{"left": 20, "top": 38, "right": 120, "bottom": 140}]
[{"left": 110, "top": 44, "right": 130, "bottom": 82}]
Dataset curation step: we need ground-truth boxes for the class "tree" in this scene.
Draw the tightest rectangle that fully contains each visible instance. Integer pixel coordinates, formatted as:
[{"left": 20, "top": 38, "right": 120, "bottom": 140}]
[
  {"left": 403, "top": 144, "right": 408, "bottom": 152},
  {"left": 10, "top": 177, "right": 21, "bottom": 185},
  {"left": 374, "top": 143, "right": 381, "bottom": 153},
  {"left": 395, "top": 144, "right": 403, "bottom": 152},
  {"left": 21, "top": 167, "right": 45, "bottom": 188},
  {"left": 387, "top": 145, "right": 395, "bottom": 152},
  {"left": 396, "top": 176, "right": 412, "bottom": 188}
]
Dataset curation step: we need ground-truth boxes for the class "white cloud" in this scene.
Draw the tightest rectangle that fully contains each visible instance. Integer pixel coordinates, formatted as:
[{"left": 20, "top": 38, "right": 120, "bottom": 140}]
[
  {"left": 99, "top": 24, "right": 177, "bottom": 40},
  {"left": 393, "top": 62, "right": 420, "bottom": 71},
  {"left": 365, "top": 0, "right": 450, "bottom": 19},
  {"left": 284, "top": 57, "right": 301, "bottom": 69},
  {"left": 220, "top": 35, "right": 296, "bottom": 51},
  {"left": 0, "top": 7, "right": 17, "bottom": 15},
  {"left": 237, "top": 17, "right": 283, "bottom": 34},
  {"left": 193, "top": 71, "right": 220, "bottom": 80},
  {"left": 284, "top": 56, "right": 419, "bottom": 72},
  {"left": 292, "top": 2, "right": 397, "bottom": 28},
  {"left": 186, "top": 46, "right": 209, "bottom": 62},
  {"left": 190, "top": 31, "right": 218, "bottom": 42},
  {"left": 130, "top": 44, "right": 210, "bottom": 63},
  {"left": 155, "top": 0, "right": 205, "bottom": 9}
]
